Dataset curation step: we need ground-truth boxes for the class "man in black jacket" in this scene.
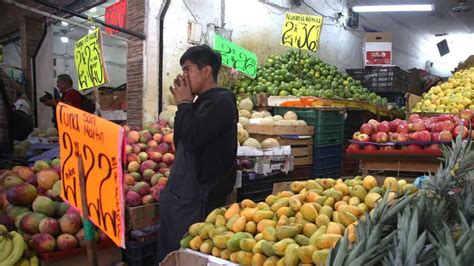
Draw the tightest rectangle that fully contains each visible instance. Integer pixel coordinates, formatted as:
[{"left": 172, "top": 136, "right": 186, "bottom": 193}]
[{"left": 157, "top": 45, "right": 237, "bottom": 262}]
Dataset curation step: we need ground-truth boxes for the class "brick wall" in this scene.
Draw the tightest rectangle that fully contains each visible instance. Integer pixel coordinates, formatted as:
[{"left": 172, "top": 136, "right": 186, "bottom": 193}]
[
  {"left": 126, "top": 0, "right": 146, "bottom": 126},
  {"left": 19, "top": 16, "right": 44, "bottom": 101}
]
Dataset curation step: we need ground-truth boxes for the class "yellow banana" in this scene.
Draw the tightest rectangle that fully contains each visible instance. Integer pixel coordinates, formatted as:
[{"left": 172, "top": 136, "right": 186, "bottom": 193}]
[
  {"left": 1, "top": 231, "right": 25, "bottom": 265},
  {"left": 14, "top": 258, "right": 30, "bottom": 266},
  {"left": 0, "top": 225, "right": 8, "bottom": 242},
  {"left": 29, "top": 256, "right": 39, "bottom": 266},
  {"left": 0, "top": 237, "right": 13, "bottom": 262}
]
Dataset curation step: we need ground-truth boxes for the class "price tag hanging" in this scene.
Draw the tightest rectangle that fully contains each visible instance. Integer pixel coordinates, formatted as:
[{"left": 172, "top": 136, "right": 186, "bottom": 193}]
[
  {"left": 281, "top": 12, "right": 323, "bottom": 52},
  {"left": 213, "top": 35, "right": 258, "bottom": 78}
]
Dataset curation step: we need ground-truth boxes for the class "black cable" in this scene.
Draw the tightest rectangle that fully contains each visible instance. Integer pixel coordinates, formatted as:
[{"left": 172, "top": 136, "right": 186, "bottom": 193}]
[{"left": 302, "top": 0, "right": 332, "bottom": 18}]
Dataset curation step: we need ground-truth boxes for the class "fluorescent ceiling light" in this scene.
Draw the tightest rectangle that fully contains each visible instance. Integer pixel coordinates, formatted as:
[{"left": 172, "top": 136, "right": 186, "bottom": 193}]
[
  {"left": 88, "top": 29, "right": 94, "bottom": 34},
  {"left": 90, "top": 7, "right": 97, "bottom": 13},
  {"left": 60, "top": 36, "right": 69, "bottom": 43},
  {"left": 61, "top": 21, "right": 69, "bottom": 27},
  {"left": 352, "top": 4, "right": 434, "bottom": 12}
]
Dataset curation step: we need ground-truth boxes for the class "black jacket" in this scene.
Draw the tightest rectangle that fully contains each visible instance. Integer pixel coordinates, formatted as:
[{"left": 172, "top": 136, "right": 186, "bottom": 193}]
[{"left": 171, "top": 87, "right": 238, "bottom": 200}]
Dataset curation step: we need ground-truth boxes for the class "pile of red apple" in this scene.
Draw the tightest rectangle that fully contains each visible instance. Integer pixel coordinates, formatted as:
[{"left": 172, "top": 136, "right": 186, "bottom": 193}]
[
  {"left": 348, "top": 110, "right": 474, "bottom": 152},
  {"left": 123, "top": 120, "right": 174, "bottom": 207}
]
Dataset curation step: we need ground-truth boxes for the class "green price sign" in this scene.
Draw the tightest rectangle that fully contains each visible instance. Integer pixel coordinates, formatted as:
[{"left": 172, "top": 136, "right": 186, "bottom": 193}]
[{"left": 213, "top": 35, "right": 257, "bottom": 78}]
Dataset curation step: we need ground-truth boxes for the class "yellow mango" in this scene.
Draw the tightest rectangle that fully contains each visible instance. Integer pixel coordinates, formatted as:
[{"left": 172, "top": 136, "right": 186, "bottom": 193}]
[
  {"left": 323, "top": 197, "right": 335, "bottom": 207},
  {"left": 189, "top": 235, "right": 204, "bottom": 250},
  {"left": 326, "top": 222, "right": 342, "bottom": 235},
  {"left": 349, "top": 197, "right": 361, "bottom": 206},
  {"left": 278, "top": 191, "right": 295, "bottom": 198},
  {"left": 305, "top": 191, "right": 319, "bottom": 202},
  {"left": 237, "top": 251, "right": 253, "bottom": 265},
  {"left": 276, "top": 225, "right": 301, "bottom": 240},
  {"left": 305, "top": 179, "right": 323, "bottom": 190},
  {"left": 334, "top": 183, "right": 350, "bottom": 195},
  {"left": 257, "top": 202, "right": 271, "bottom": 210},
  {"left": 315, "top": 234, "right": 342, "bottom": 249},
  {"left": 276, "top": 215, "right": 289, "bottom": 226},
  {"left": 298, "top": 245, "right": 316, "bottom": 264},
  {"left": 315, "top": 214, "right": 330, "bottom": 227},
  {"left": 252, "top": 253, "right": 268, "bottom": 266},
  {"left": 272, "top": 238, "right": 296, "bottom": 256},
  {"left": 188, "top": 222, "right": 205, "bottom": 236},
  {"left": 240, "top": 208, "right": 258, "bottom": 221},
  {"left": 253, "top": 239, "right": 265, "bottom": 253},
  {"left": 257, "top": 219, "right": 277, "bottom": 233},
  {"left": 271, "top": 198, "right": 290, "bottom": 212},
  {"left": 289, "top": 197, "right": 302, "bottom": 212},
  {"left": 255, "top": 233, "right": 263, "bottom": 241},
  {"left": 338, "top": 211, "right": 358, "bottom": 227},
  {"left": 300, "top": 203, "right": 318, "bottom": 222},
  {"left": 365, "top": 192, "right": 382, "bottom": 209},
  {"left": 340, "top": 205, "right": 363, "bottom": 217},
  {"left": 245, "top": 221, "right": 257, "bottom": 235},
  {"left": 265, "top": 195, "right": 279, "bottom": 206},
  {"left": 276, "top": 206, "right": 294, "bottom": 218},
  {"left": 362, "top": 175, "right": 378, "bottom": 191},
  {"left": 211, "top": 247, "right": 222, "bottom": 257},
  {"left": 263, "top": 256, "right": 279, "bottom": 266},
  {"left": 208, "top": 226, "right": 228, "bottom": 239},
  {"left": 213, "top": 231, "right": 234, "bottom": 249},
  {"left": 303, "top": 223, "right": 318, "bottom": 237},
  {"left": 215, "top": 215, "right": 226, "bottom": 227},
  {"left": 290, "top": 181, "right": 305, "bottom": 193},
  {"left": 205, "top": 208, "right": 225, "bottom": 223},
  {"left": 226, "top": 214, "right": 240, "bottom": 231},
  {"left": 314, "top": 196, "right": 328, "bottom": 205},
  {"left": 334, "top": 201, "right": 348, "bottom": 211},
  {"left": 240, "top": 238, "right": 257, "bottom": 252},
  {"left": 277, "top": 257, "right": 285, "bottom": 266},
  {"left": 254, "top": 211, "right": 275, "bottom": 223},
  {"left": 241, "top": 199, "right": 257, "bottom": 209},
  {"left": 284, "top": 243, "right": 300, "bottom": 266},
  {"left": 262, "top": 226, "right": 277, "bottom": 242},
  {"left": 225, "top": 203, "right": 241, "bottom": 220},
  {"left": 309, "top": 226, "right": 327, "bottom": 246},
  {"left": 312, "top": 249, "right": 330, "bottom": 266},
  {"left": 230, "top": 252, "right": 239, "bottom": 263},
  {"left": 198, "top": 223, "right": 215, "bottom": 239},
  {"left": 231, "top": 216, "right": 247, "bottom": 233},
  {"left": 220, "top": 249, "right": 232, "bottom": 260},
  {"left": 199, "top": 239, "right": 214, "bottom": 254}
]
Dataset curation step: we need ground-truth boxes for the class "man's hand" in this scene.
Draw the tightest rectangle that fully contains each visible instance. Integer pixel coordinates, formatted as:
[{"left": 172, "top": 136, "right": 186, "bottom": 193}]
[
  {"left": 170, "top": 74, "right": 194, "bottom": 104},
  {"left": 42, "top": 99, "right": 55, "bottom": 107}
]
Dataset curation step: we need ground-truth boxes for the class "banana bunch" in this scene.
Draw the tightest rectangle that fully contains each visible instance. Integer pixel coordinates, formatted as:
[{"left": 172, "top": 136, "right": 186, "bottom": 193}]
[{"left": 0, "top": 225, "right": 39, "bottom": 266}]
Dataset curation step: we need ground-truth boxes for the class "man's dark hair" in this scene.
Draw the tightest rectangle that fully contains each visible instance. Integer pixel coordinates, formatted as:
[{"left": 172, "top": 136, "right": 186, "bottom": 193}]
[
  {"left": 57, "top": 74, "right": 73, "bottom": 87},
  {"left": 180, "top": 45, "right": 222, "bottom": 81}
]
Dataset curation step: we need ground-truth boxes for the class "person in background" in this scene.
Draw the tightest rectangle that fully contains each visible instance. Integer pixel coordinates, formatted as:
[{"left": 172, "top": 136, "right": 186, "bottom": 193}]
[
  {"left": 40, "top": 86, "right": 61, "bottom": 128},
  {"left": 0, "top": 79, "right": 16, "bottom": 153},
  {"left": 43, "top": 74, "right": 82, "bottom": 110},
  {"left": 157, "top": 45, "right": 238, "bottom": 262}
]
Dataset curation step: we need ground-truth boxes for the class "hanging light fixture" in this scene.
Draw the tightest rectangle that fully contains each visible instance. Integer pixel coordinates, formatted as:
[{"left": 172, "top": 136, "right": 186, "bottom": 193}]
[
  {"left": 60, "top": 29, "right": 69, "bottom": 43},
  {"left": 352, "top": 4, "right": 434, "bottom": 12},
  {"left": 61, "top": 21, "right": 69, "bottom": 27}
]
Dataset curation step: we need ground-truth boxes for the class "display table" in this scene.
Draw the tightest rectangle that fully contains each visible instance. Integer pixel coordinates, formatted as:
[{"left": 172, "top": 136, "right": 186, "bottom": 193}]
[{"left": 346, "top": 150, "right": 442, "bottom": 175}]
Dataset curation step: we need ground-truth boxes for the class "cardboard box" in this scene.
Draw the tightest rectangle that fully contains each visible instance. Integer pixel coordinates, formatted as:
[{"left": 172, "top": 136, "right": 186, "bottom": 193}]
[
  {"left": 405, "top": 93, "right": 422, "bottom": 114},
  {"left": 161, "top": 249, "right": 239, "bottom": 266},
  {"left": 364, "top": 32, "right": 392, "bottom": 66},
  {"left": 126, "top": 203, "right": 159, "bottom": 230},
  {"left": 244, "top": 123, "right": 314, "bottom": 136}
]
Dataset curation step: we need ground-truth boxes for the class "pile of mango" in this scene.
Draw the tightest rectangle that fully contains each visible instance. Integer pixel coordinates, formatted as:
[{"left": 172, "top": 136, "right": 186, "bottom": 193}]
[{"left": 180, "top": 176, "right": 417, "bottom": 265}]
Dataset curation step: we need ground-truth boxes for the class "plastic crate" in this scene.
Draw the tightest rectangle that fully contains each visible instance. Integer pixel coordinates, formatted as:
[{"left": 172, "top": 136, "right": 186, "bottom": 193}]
[
  {"left": 312, "top": 165, "right": 341, "bottom": 178},
  {"left": 122, "top": 239, "right": 157, "bottom": 266},
  {"left": 313, "top": 144, "right": 343, "bottom": 158},
  {"left": 347, "top": 66, "right": 410, "bottom": 94},
  {"left": 273, "top": 108, "right": 345, "bottom": 126},
  {"left": 378, "top": 92, "right": 405, "bottom": 107}
]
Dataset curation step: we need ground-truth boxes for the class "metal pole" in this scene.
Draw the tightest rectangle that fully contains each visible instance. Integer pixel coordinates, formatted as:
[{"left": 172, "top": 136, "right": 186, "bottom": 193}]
[
  {"left": 34, "top": 0, "right": 146, "bottom": 40},
  {"left": 4, "top": 0, "right": 131, "bottom": 43}
]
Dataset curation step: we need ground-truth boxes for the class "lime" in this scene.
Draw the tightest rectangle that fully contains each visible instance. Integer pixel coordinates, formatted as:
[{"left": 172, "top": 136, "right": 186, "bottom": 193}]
[{"left": 279, "top": 90, "right": 290, "bottom": 96}]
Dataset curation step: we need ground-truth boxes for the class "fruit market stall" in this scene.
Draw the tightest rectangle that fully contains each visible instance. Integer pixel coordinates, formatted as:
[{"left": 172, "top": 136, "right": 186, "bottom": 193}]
[{"left": 346, "top": 112, "right": 474, "bottom": 176}]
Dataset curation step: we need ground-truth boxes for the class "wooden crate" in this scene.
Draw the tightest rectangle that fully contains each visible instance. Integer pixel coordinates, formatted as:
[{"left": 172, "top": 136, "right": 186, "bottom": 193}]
[
  {"left": 244, "top": 124, "right": 314, "bottom": 135},
  {"left": 251, "top": 135, "right": 313, "bottom": 166},
  {"left": 126, "top": 203, "right": 159, "bottom": 230}
]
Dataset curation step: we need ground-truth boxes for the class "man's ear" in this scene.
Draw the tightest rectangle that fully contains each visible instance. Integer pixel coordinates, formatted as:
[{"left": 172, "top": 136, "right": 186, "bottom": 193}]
[{"left": 205, "top": 65, "right": 213, "bottom": 80}]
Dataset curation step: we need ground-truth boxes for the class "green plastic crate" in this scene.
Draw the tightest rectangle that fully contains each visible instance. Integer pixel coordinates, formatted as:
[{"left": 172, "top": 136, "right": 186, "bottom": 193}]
[{"left": 274, "top": 107, "right": 345, "bottom": 126}]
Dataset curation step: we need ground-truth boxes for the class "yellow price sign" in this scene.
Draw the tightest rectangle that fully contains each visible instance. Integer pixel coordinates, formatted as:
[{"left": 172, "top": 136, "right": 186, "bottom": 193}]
[
  {"left": 74, "top": 28, "right": 108, "bottom": 90},
  {"left": 281, "top": 13, "right": 323, "bottom": 52}
]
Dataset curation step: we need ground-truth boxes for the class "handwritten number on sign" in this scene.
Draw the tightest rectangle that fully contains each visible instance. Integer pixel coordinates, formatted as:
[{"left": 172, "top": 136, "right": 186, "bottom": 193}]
[
  {"left": 214, "top": 35, "right": 257, "bottom": 78},
  {"left": 61, "top": 132, "right": 78, "bottom": 206},
  {"left": 281, "top": 21, "right": 295, "bottom": 46}
]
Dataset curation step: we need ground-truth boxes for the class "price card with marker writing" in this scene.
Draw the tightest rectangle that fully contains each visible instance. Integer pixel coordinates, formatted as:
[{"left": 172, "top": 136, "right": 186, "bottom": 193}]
[
  {"left": 281, "top": 12, "right": 323, "bottom": 52},
  {"left": 214, "top": 35, "right": 258, "bottom": 78},
  {"left": 57, "top": 102, "right": 125, "bottom": 248},
  {"left": 74, "top": 28, "right": 109, "bottom": 90}
]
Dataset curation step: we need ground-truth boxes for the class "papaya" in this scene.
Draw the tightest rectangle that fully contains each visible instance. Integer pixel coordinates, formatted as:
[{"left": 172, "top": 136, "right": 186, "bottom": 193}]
[
  {"left": 252, "top": 239, "right": 265, "bottom": 254},
  {"left": 257, "top": 202, "right": 271, "bottom": 210},
  {"left": 340, "top": 205, "right": 363, "bottom": 217},
  {"left": 315, "top": 214, "right": 330, "bottom": 227},
  {"left": 199, "top": 239, "right": 214, "bottom": 254},
  {"left": 261, "top": 240, "right": 275, "bottom": 257},
  {"left": 290, "top": 181, "right": 305, "bottom": 193},
  {"left": 226, "top": 214, "right": 239, "bottom": 230},
  {"left": 334, "top": 183, "right": 350, "bottom": 196},
  {"left": 245, "top": 221, "right": 257, "bottom": 235},
  {"left": 276, "top": 257, "right": 286, "bottom": 266},
  {"left": 241, "top": 199, "right": 257, "bottom": 209},
  {"left": 294, "top": 234, "right": 310, "bottom": 246},
  {"left": 323, "top": 188, "right": 343, "bottom": 201},
  {"left": 278, "top": 191, "right": 294, "bottom": 198},
  {"left": 346, "top": 223, "right": 357, "bottom": 242},
  {"left": 300, "top": 203, "right": 318, "bottom": 221},
  {"left": 263, "top": 256, "right": 279, "bottom": 266},
  {"left": 240, "top": 238, "right": 256, "bottom": 252},
  {"left": 255, "top": 233, "right": 263, "bottom": 241},
  {"left": 211, "top": 247, "right": 222, "bottom": 257},
  {"left": 262, "top": 226, "right": 277, "bottom": 242},
  {"left": 179, "top": 235, "right": 193, "bottom": 248},
  {"left": 215, "top": 215, "right": 226, "bottom": 227},
  {"left": 213, "top": 231, "right": 234, "bottom": 249},
  {"left": 270, "top": 198, "right": 289, "bottom": 212},
  {"left": 188, "top": 222, "right": 205, "bottom": 236},
  {"left": 295, "top": 216, "right": 309, "bottom": 227},
  {"left": 312, "top": 202, "right": 323, "bottom": 212},
  {"left": 315, "top": 234, "right": 342, "bottom": 249},
  {"left": 208, "top": 226, "right": 228, "bottom": 239},
  {"left": 189, "top": 235, "right": 204, "bottom": 250},
  {"left": 198, "top": 223, "right": 215, "bottom": 239},
  {"left": 254, "top": 210, "right": 274, "bottom": 223},
  {"left": 309, "top": 226, "right": 327, "bottom": 246},
  {"left": 237, "top": 251, "right": 253, "bottom": 265},
  {"left": 319, "top": 206, "right": 334, "bottom": 219},
  {"left": 342, "top": 195, "right": 351, "bottom": 203},
  {"left": 284, "top": 243, "right": 300, "bottom": 266},
  {"left": 225, "top": 203, "right": 240, "bottom": 220},
  {"left": 323, "top": 197, "right": 335, "bottom": 207},
  {"left": 227, "top": 232, "right": 253, "bottom": 251},
  {"left": 312, "top": 249, "right": 330, "bottom": 266},
  {"left": 303, "top": 223, "right": 318, "bottom": 237},
  {"left": 275, "top": 225, "right": 301, "bottom": 240},
  {"left": 326, "top": 222, "right": 342, "bottom": 235},
  {"left": 297, "top": 245, "right": 316, "bottom": 264},
  {"left": 305, "top": 191, "right": 319, "bottom": 202},
  {"left": 272, "top": 238, "right": 296, "bottom": 256},
  {"left": 220, "top": 249, "right": 232, "bottom": 260},
  {"left": 292, "top": 193, "right": 306, "bottom": 203},
  {"left": 275, "top": 207, "right": 294, "bottom": 218},
  {"left": 334, "top": 201, "right": 348, "bottom": 211},
  {"left": 289, "top": 197, "right": 302, "bottom": 212},
  {"left": 276, "top": 215, "right": 289, "bottom": 226},
  {"left": 298, "top": 187, "right": 307, "bottom": 196},
  {"left": 314, "top": 196, "right": 328, "bottom": 205},
  {"left": 205, "top": 208, "right": 225, "bottom": 223},
  {"left": 265, "top": 195, "right": 279, "bottom": 206},
  {"left": 231, "top": 216, "right": 247, "bottom": 232},
  {"left": 305, "top": 179, "right": 323, "bottom": 190},
  {"left": 252, "top": 253, "right": 268, "bottom": 266},
  {"left": 338, "top": 211, "right": 358, "bottom": 227},
  {"left": 257, "top": 219, "right": 276, "bottom": 232},
  {"left": 240, "top": 208, "right": 258, "bottom": 221},
  {"left": 230, "top": 252, "right": 239, "bottom": 263}
]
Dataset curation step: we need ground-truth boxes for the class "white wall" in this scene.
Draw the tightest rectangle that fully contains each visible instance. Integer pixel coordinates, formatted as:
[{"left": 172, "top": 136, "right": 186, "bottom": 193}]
[{"left": 0, "top": 41, "right": 23, "bottom": 80}]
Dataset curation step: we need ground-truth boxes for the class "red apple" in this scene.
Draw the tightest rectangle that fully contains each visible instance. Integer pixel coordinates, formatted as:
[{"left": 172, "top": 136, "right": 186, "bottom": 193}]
[
  {"left": 347, "top": 144, "right": 360, "bottom": 151},
  {"left": 352, "top": 131, "right": 361, "bottom": 140},
  {"left": 402, "top": 144, "right": 423, "bottom": 151},
  {"left": 397, "top": 123, "right": 409, "bottom": 134},
  {"left": 396, "top": 133, "right": 409, "bottom": 142},
  {"left": 417, "top": 130, "right": 432, "bottom": 142},
  {"left": 368, "top": 119, "right": 380, "bottom": 131},
  {"left": 443, "top": 121, "right": 455, "bottom": 132},
  {"left": 431, "top": 132, "right": 441, "bottom": 142},
  {"left": 424, "top": 144, "right": 441, "bottom": 151},
  {"left": 380, "top": 145, "right": 396, "bottom": 151},
  {"left": 439, "top": 130, "right": 453, "bottom": 142},
  {"left": 388, "top": 132, "right": 398, "bottom": 142},
  {"left": 374, "top": 132, "right": 388, "bottom": 143},
  {"left": 388, "top": 119, "right": 402, "bottom": 132},
  {"left": 360, "top": 123, "right": 373, "bottom": 135},
  {"left": 453, "top": 126, "right": 469, "bottom": 139},
  {"left": 377, "top": 122, "right": 390, "bottom": 133},
  {"left": 460, "top": 109, "right": 473, "bottom": 122},
  {"left": 356, "top": 133, "right": 370, "bottom": 142},
  {"left": 413, "top": 120, "right": 427, "bottom": 132},
  {"left": 364, "top": 144, "right": 378, "bottom": 151},
  {"left": 370, "top": 134, "right": 377, "bottom": 142},
  {"left": 153, "top": 133, "right": 163, "bottom": 143},
  {"left": 408, "top": 114, "right": 421, "bottom": 123}
]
